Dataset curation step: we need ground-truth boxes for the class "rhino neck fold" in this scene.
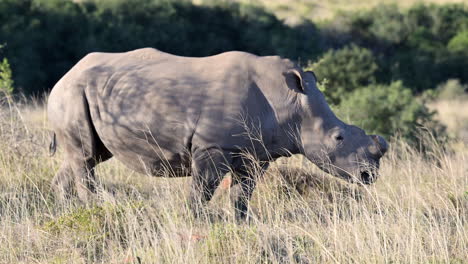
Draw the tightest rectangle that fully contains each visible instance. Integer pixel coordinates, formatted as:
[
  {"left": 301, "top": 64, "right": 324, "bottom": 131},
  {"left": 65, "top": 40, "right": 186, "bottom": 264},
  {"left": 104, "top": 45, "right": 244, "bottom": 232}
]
[{"left": 302, "top": 90, "right": 344, "bottom": 130}]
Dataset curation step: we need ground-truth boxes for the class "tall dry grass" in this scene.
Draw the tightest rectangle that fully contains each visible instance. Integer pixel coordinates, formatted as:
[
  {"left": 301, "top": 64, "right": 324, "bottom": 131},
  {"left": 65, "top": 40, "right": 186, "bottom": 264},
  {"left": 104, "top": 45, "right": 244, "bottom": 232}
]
[
  {"left": 0, "top": 97, "right": 466, "bottom": 263},
  {"left": 430, "top": 99, "right": 468, "bottom": 144}
]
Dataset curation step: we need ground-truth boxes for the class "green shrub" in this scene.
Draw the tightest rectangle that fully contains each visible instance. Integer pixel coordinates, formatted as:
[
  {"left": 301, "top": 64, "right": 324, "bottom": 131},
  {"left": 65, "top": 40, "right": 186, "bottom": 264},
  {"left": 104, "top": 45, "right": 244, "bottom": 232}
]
[
  {"left": 447, "top": 31, "right": 468, "bottom": 54},
  {"left": 324, "top": 4, "right": 468, "bottom": 92},
  {"left": 356, "top": 4, "right": 408, "bottom": 45},
  {"left": 42, "top": 201, "right": 145, "bottom": 256},
  {"left": 335, "top": 81, "right": 445, "bottom": 142},
  {"left": 309, "top": 44, "right": 378, "bottom": 104},
  {"left": 0, "top": 57, "right": 14, "bottom": 96}
]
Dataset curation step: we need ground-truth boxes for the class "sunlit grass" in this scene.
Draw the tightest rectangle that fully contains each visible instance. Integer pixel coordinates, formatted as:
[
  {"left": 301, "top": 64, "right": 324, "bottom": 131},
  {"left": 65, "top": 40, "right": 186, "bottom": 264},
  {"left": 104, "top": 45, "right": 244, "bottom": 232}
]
[{"left": 430, "top": 99, "right": 468, "bottom": 143}]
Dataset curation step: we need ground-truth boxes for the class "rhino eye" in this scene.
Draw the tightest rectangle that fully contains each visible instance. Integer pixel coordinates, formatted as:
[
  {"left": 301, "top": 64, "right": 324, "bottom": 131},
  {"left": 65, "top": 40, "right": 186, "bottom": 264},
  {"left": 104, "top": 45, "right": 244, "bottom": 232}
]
[{"left": 335, "top": 135, "right": 344, "bottom": 141}]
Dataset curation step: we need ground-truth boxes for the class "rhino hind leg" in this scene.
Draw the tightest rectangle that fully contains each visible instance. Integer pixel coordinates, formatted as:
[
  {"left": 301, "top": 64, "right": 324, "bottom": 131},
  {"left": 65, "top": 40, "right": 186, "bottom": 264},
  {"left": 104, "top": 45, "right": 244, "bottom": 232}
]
[
  {"left": 50, "top": 93, "right": 112, "bottom": 202},
  {"left": 51, "top": 162, "right": 74, "bottom": 200},
  {"left": 52, "top": 128, "right": 112, "bottom": 202}
]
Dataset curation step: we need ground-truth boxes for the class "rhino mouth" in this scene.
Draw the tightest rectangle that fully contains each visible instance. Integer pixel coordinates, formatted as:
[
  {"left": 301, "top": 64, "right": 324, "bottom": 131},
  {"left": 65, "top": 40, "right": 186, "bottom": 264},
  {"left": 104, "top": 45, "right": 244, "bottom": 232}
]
[{"left": 314, "top": 160, "right": 378, "bottom": 185}]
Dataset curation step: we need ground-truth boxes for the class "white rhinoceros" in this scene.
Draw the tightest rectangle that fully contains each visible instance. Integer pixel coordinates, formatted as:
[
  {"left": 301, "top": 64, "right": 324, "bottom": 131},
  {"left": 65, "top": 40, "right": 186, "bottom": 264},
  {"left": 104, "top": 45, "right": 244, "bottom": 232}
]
[{"left": 48, "top": 48, "right": 388, "bottom": 220}]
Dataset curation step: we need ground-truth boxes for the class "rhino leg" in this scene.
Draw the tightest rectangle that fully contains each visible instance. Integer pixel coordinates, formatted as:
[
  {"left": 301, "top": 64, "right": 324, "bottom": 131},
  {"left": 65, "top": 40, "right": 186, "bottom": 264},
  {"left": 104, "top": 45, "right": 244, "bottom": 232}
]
[
  {"left": 51, "top": 162, "right": 74, "bottom": 200},
  {"left": 53, "top": 145, "right": 111, "bottom": 202},
  {"left": 71, "top": 159, "right": 98, "bottom": 202},
  {"left": 51, "top": 129, "right": 106, "bottom": 202},
  {"left": 189, "top": 147, "right": 231, "bottom": 218},
  {"left": 50, "top": 93, "right": 112, "bottom": 202},
  {"left": 53, "top": 161, "right": 97, "bottom": 202},
  {"left": 233, "top": 175, "right": 256, "bottom": 221},
  {"left": 232, "top": 161, "right": 269, "bottom": 221}
]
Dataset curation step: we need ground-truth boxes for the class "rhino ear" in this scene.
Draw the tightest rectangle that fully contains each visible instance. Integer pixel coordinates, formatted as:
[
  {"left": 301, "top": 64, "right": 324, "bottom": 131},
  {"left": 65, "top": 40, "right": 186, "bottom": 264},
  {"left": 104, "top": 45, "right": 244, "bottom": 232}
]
[
  {"left": 284, "top": 69, "right": 306, "bottom": 94},
  {"left": 370, "top": 135, "right": 388, "bottom": 157},
  {"left": 304, "top": 70, "right": 317, "bottom": 82}
]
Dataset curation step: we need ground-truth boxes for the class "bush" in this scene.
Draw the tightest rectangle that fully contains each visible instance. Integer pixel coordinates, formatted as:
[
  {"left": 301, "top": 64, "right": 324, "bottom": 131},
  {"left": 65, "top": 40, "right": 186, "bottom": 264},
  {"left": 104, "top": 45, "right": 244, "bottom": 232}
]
[
  {"left": 335, "top": 81, "right": 445, "bottom": 142},
  {"left": 0, "top": 44, "right": 13, "bottom": 96},
  {"left": 323, "top": 4, "right": 468, "bottom": 93},
  {"left": 309, "top": 44, "right": 378, "bottom": 105},
  {"left": 447, "top": 31, "right": 468, "bottom": 54},
  {"left": 42, "top": 202, "right": 145, "bottom": 251},
  {"left": 0, "top": 57, "right": 14, "bottom": 96}
]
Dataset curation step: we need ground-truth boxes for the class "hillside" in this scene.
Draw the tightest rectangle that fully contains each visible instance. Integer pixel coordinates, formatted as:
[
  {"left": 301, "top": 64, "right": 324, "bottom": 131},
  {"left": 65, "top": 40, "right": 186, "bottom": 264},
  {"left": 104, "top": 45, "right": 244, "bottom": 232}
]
[{"left": 199, "top": 0, "right": 468, "bottom": 24}]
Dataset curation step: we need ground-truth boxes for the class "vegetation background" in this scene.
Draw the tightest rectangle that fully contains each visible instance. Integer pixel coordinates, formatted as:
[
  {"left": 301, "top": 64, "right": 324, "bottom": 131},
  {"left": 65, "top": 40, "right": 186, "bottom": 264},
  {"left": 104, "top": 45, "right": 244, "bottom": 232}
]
[{"left": 0, "top": 0, "right": 467, "bottom": 263}]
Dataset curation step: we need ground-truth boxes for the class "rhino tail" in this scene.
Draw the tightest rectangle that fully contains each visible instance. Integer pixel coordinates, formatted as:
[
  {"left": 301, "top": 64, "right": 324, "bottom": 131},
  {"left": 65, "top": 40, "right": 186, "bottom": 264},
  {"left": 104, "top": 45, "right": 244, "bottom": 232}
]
[{"left": 49, "top": 132, "right": 57, "bottom": 157}]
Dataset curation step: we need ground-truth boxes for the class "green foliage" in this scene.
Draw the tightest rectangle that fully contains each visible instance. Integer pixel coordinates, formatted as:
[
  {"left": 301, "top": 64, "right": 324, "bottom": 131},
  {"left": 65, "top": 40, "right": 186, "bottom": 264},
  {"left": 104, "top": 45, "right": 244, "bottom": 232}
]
[
  {"left": 357, "top": 4, "right": 408, "bottom": 45},
  {"left": 0, "top": 57, "right": 14, "bottom": 96},
  {"left": 324, "top": 4, "right": 468, "bottom": 93},
  {"left": 335, "top": 81, "right": 445, "bottom": 142},
  {"left": 309, "top": 44, "right": 378, "bottom": 104},
  {"left": 447, "top": 31, "right": 468, "bottom": 54},
  {"left": 43, "top": 202, "right": 145, "bottom": 243},
  {"left": 311, "top": 4, "right": 466, "bottom": 142},
  {"left": 0, "top": 44, "right": 14, "bottom": 96},
  {"left": 44, "top": 205, "right": 108, "bottom": 239}
]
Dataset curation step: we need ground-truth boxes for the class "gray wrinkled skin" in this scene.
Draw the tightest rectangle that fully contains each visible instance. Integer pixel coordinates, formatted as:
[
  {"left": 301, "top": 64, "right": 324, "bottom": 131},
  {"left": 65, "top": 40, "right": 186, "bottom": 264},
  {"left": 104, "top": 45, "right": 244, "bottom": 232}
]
[{"left": 48, "top": 48, "right": 388, "bottom": 220}]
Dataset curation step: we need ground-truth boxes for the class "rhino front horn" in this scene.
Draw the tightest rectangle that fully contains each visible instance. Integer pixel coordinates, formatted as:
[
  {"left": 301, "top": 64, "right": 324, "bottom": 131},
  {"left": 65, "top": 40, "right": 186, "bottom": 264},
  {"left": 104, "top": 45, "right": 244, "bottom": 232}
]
[{"left": 370, "top": 135, "right": 388, "bottom": 156}]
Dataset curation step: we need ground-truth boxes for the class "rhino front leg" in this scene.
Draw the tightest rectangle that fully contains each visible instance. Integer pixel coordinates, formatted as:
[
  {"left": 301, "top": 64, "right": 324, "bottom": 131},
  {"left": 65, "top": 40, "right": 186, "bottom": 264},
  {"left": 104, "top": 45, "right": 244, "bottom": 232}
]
[
  {"left": 189, "top": 147, "right": 231, "bottom": 218},
  {"left": 234, "top": 175, "right": 257, "bottom": 221},
  {"left": 232, "top": 161, "right": 269, "bottom": 221}
]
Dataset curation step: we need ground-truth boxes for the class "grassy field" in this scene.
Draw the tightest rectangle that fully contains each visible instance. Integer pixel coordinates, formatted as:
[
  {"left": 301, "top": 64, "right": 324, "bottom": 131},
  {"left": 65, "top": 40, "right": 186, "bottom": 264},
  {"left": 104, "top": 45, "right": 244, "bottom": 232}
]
[{"left": 0, "top": 95, "right": 466, "bottom": 263}]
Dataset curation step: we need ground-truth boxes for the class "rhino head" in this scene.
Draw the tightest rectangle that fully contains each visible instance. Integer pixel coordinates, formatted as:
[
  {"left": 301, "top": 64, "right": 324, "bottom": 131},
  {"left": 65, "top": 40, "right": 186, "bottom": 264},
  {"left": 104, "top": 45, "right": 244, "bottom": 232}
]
[{"left": 285, "top": 69, "right": 388, "bottom": 184}]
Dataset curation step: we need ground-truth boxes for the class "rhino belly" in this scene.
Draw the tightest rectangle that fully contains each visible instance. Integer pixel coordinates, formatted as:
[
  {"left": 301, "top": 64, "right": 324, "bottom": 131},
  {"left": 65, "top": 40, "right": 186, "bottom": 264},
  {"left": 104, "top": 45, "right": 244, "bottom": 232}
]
[
  {"left": 112, "top": 150, "right": 191, "bottom": 177},
  {"left": 92, "top": 117, "right": 192, "bottom": 177}
]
